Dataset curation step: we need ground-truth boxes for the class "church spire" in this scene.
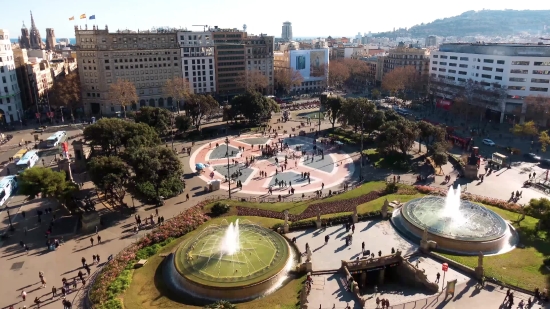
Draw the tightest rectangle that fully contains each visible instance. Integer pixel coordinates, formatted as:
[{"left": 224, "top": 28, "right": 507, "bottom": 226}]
[
  {"left": 30, "top": 11, "right": 36, "bottom": 29},
  {"left": 22, "top": 20, "right": 27, "bottom": 29}
]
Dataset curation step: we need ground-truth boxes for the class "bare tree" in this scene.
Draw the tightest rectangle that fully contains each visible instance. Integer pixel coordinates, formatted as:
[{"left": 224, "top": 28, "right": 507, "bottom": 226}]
[
  {"left": 236, "top": 70, "right": 269, "bottom": 94},
  {"left": 108, "top": 79, "right": 138, "bottom": 118},
  {"left": 49, "top": 71, "right": 81, "bottom": 122},
  {"left": 328, "top": 61, "right": 350, "bottom": 89},
  {"left": 524, "top": 95, "right": 550, "bottom": 126},
  {"left": 274, "top": 68, "right": 303, "bottom": 94},
  {"left": 162, "top": 77, "right": 192, "bottom": 113}
]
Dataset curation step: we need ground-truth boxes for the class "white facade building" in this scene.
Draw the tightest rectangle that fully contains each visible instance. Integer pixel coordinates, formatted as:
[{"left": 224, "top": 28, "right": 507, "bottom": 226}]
[
  {"left": 430, "top": 43, "right": 550, "bottom": 123},
  {"left": 0, "top": 30, "right": 23, "bottom": 124},
  {"left": 177, "top": 31, "right": 216, "bottom": 94}
]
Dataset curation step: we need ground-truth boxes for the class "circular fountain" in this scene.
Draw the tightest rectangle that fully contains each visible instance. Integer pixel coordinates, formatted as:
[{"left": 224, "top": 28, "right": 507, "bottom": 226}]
[
  {"left": 166, "top": 219, "right": 292, "bottom": 302},
  {"left": 391, "top": 185, "right": 518, "bottom": 255}
]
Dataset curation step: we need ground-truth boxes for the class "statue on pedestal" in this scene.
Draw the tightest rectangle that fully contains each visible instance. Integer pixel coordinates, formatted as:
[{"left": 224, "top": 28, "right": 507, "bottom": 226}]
[
  {"left": 284, "top": 210, "right": 289, "bottom": 226},
  {"left": 477, "top": 251, "right": 484, "bottom": 268},
  {"left": 352, "top": 205, "right": 358, "bottom": 223},
  {"left": 381, "top": 199, "right": 390, "bottom": 218},
  {"left": 317, "top": 207, "right": 321, "bottom": 221},
  {"left": 306, "top": 247, "right": 312, "bottom": 262}
]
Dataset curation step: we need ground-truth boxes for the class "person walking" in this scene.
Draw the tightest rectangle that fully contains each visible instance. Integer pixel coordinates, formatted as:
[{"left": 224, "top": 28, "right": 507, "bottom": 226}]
[
  {"left": 97, "top": 254, "right": 101, "bottom": 264},
  {"left": 81, "top": 257, "right": 87, "bottom": 267},
  {"left": 362, "top": 242, "right": 365, "bottom": 252},
  {"left": 52, "top": 286, "right": 57, "bottom": 297},
  {"left": 40, "top": 276, "right": 46, "bottom": 288},
  {"left": 436, "top": 272, "right": 440, "bottom": 283},
  {"left": 97, "top": 235, "right": 101, "bottom": 244},
  {"left": 21, "top": 290, "right": 27, "bottom": 301},
  {"left": 90, "top": 237, "right": 94, "bottom": 246}
]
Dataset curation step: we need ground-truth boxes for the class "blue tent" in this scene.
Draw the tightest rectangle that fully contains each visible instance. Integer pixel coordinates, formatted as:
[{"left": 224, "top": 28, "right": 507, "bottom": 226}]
[{"left": 195, "top": 163, "right": 205, "bottom": 170}]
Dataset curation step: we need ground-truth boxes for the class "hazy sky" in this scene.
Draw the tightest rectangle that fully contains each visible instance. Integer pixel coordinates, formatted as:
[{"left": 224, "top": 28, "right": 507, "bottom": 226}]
[{"left": 2, "top": 0, "right": 550, "bottom": 38}]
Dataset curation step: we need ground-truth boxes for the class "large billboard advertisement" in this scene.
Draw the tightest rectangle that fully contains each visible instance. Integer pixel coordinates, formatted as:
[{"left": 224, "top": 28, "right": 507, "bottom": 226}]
[{"left": 290, "top": 49, "right": 329, "bottom": 81}]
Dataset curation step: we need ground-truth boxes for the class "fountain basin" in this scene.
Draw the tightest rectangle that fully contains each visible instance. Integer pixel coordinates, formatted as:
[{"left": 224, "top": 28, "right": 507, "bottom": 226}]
[
  {"left": 168, "top": 220, "right": 292, "bottom": 302},
  {"left": 392, "top": 196, "right": 518, "bottom": 255}
]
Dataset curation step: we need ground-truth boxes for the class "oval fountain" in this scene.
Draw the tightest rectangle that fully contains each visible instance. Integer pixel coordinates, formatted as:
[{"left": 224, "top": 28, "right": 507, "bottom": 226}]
[
  {"left": 391, "top": 185, "right": 518, "bottom": 255},
  {"left": 163, "top": 219, "right": 294, "bottom": 302}
]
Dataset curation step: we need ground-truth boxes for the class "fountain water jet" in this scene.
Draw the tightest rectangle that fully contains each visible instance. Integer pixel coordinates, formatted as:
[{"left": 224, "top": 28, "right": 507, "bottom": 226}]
[
  {"left": 220, "top": 219, "right": 240, "bottom": 255},
  {"left": 442, "top": 185, "right": 463, "bottom": 223}
]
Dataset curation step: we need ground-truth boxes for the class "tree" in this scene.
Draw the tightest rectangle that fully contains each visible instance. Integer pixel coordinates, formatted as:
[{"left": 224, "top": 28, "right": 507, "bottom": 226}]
[
  {"left": 321, "top": 95, "right": 344, "bottom": 128},
  {"left": 274, "top": 68, "right": 303, "bottom": 94},
  {"left": 49, "top": 71, "right": 81, "bottom": 121},
  {"left": 539, "top": 131, "right": 550, "bottom": 152},
  {"left": 183, "top": 94, "right": 219, "bottom": 130},
  {"left": 83, "top": 118, "right": 160, "bottom": 155},
  {"left": 229, "top": 91, "right": 280, "bottom": 123},
  {"left": 175, "top": 115, "right": 192, "bottom": 133},
  {"left": 133, "top": 106, "right": 173, "bottom": 136},
  {"left": 88, "top": 156, "right": 129, "bottom": 204},
  {"left": 338, "top": 98, "right": 375, "bottom": 133},
  {"left": 328, "top": 61, "right": 350, "bottom": 88},
  {"left": 371, "top": 89, "right": 381, "bottom": 99},
  {"left": 511, "top": 121, "right": 538, "bottom": 138},
  {"left": 377, "top": 119, "right": 419, "bottom": 155},
  {"left": 341, "top": 59, "right": 370, "bottom": 88},
  {"left": 162, "top": 77, "right": 192, "bottom": 113},
  {"left": 18, "top": 167, "right": 78, "bottom": 208},
  {"left": 417, "top": 121, "right": 445, "bottom": 152},
  {"left": 128, "top": 146, "right": 184, "bottom": 201},
  {"left": 108, "top": 79, "right": 138, "bottom": 118},
  {"left": 203, "top": 300, "right": 236, "bottom": 309},
  {"left": 432, "top": 152, "right": 448, "bottom": 171},
  {"left": 236, "top": 70, "right": 269, "bottom": 94},
  {"left": 524, "top": 95, "right": 550, "bottom": 126},
  {"left": 381, "top": 66, "right": 418, "bottom": 97}
]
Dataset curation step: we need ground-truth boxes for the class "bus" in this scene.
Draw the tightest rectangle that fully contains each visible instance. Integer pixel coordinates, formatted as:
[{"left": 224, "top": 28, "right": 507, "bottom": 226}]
[
  {"left": 0, "top": 176, "right": 17, "bottom": 207},
  {"left": 45, "top": 131, "right": 67, "bottom": 148},
  {"left": 16, "top": 150, "right": 40, "bottom": 173},
  {"left": 13, "top": 149, "right": 28, "bottom": 163}
]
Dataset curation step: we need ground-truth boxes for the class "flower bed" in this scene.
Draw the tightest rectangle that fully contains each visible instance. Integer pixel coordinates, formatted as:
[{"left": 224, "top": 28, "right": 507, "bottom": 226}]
[
  {"left": 89, "top": 204, "right": 210, "bottom": 307},
  {"left": 414, "top": 185, "right": 523, "bottom": 213},
  {"left": 287, "top": 211, "right": 383, "bottom": 230},
  {"left": 236, "top": 191, "right": 384, "bottom": 222}
]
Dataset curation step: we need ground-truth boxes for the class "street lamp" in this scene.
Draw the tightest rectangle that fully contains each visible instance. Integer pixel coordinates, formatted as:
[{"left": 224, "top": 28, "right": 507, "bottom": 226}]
[
  {"left": 225, "top": 137, "right": 231, "bottom": 199},
  {"left": 171, "top": 114, "right": 175, "bottom": 150},
  {"left": 5, "top": 204, "right": 14, "bottom": 232}
]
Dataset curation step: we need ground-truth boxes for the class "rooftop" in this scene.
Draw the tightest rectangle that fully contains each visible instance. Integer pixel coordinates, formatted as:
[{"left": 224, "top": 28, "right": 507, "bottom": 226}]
[{"left": 438, "top": 43, "right": 550, "bottom": 57}]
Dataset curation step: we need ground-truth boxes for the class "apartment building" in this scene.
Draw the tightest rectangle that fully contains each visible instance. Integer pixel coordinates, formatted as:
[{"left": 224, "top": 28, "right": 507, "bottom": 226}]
[
  {"left": 383, "top": 42, "right": 430, "bottom": 77},
  {"left": 212, "top": 28, "right": 274, "bottom": 97},
  {"left": 74, "top": 25, "right": 182, "bottom": 115},
  {"left": 430, "top": 43, "right": 550, "bottom": 123},
  {"left": 362, "top": 56, "right": 385, "bottom": 86},
  {"left": 177, "top": 31, "right": 216, "bottom": 94},
  {"left": 0, "top": 29, "right": 24, "bottom": 124}
]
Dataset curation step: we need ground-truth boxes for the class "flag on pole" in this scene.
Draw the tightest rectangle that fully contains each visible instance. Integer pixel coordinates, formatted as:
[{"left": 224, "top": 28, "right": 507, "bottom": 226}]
[
  {"left": 69, "top": 16, "right": 74, "bottom": 21},
  {"left": 80, "top": 14, "right": 86, "bottom": 19},
  {"left": 89, "top": 15, "right": 96, "bottom": 20}
]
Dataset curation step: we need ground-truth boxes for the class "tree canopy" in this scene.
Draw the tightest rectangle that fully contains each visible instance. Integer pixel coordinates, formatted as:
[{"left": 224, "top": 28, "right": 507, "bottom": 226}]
[
  {"left": 83, "top": 118, "right": 160, "bottom": 155},
  {"left": 376, "top": 119, "right": 419, "bottom": 155},
  {"left": 274, "top": 68, "right": 303, "bottom": 94},
  {"left": 108, "top": 79, "right": 138, "bottom": 118},
  {"left": 229, "top": 91, "right": 280, "bottom": 123},
  {"left": 162, "top": 77, "right": 192, "bottom": 112},
  {"left": 88, "top": 156, "right": 130, "bottom": 203},
  {"left": 183, "top": 94, "right": 219, "bottom": 130},
  {"left": 175, "top": 115, "right": 192, "bottom": 133},
  {"left": 18, "top": 167, "right": 78, "bottom": 206},
  {"left": 49, "top": 71, "right": 81, "bottom": 120},
  {"left": 321, "top": 95, "right": 344, "bottom": 128},
  {"left": 133, "top": 106, "right": 173, "bottom": 136}
]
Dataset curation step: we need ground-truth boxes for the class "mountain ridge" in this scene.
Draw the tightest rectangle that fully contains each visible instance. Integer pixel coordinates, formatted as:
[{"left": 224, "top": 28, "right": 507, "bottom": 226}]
[{"left": 373, "top": 10, "right": 550, "bottom": 38}]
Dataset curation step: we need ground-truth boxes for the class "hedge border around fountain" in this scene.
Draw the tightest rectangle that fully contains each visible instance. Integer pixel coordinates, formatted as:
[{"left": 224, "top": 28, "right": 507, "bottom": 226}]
[{"left": 174, "top": 223, "right": 290, "bottom": 288}]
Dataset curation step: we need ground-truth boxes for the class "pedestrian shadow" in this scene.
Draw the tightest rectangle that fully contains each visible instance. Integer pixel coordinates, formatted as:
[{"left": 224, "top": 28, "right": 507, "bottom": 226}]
[
  {"left": 335, "top": 242, "right": 350, "bottom": 253},
  {"left": 360, "top": 220, "right": 378, "bottom": 232}
]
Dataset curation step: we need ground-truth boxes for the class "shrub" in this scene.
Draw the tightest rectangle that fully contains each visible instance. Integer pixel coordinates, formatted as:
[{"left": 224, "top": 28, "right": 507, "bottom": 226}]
[
  {"left": 384, "top": 182, "right": 398, "bottom": 194},
  {"left": 211, "top": 202, "right": 230, "bottom": 217}
]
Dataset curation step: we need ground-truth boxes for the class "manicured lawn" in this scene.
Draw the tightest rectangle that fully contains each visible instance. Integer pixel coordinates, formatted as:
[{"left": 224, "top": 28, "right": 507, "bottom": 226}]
[
  {"left": 441, "top": 204, "right": 549, "bottom": 291},
  {"left": 206, "top": 181, "right": 387, "bottom": 214},
  {"left": 123, "top": 216, "right": 302, "bottom": 309},
  {"left": 356, "top": 194, "right": 423, "bottom": 213}
]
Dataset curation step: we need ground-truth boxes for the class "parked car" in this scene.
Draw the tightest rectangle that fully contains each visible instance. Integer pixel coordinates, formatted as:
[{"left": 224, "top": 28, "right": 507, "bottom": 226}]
[
  {"left": 482, "top": 139, "right": 495, "bottom": 146},
  {"left": 523, "top": 153, "right": 542, "bottom": 162}
]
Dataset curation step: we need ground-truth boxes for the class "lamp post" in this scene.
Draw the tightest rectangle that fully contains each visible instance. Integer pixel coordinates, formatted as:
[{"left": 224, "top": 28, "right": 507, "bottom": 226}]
[
  {"left": 5, "top": 204, "right": 14, "bottom": 232},
  {"left": 225, "top": 137, "right": 231, "bottom": 199},
  {"left": 171, "top": 114, "right": 175, "bottom": 150}
]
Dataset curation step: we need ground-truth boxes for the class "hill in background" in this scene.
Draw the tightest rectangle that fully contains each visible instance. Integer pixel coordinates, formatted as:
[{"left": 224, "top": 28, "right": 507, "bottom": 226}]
[{"left": 373, "top": 10, "right": 550, "bottom": 38}]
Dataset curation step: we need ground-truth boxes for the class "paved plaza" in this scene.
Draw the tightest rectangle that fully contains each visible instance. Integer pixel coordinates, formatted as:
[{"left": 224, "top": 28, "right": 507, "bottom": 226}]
[
  {"left": 189, "top": 134, "right": 356, "bottom": 195},
  {"left": 0, "top": 111, "right": 548, "bottom": 309}
]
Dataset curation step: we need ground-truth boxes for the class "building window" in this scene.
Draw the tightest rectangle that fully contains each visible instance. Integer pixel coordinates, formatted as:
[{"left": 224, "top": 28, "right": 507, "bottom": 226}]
[
  {"left": 450, "top": 56, "right": 457, "bottom": 60},
  {"left": 459, "top": 57, "right": 468, "bottom": 61},
  {"left": 458, "top": 71, "right": 467, "bottom": 75},
  {"left": 510, "top": 69, "right": 528, "bottom": 74},
  {"left": 431, "top": 67, "right": 436, "bottom": 71},
  {"left": 433, "top": 55, "right": 438, "bottom": 58},
  {"left": 458, "top": 78, "right": 466, "bottom": 82},
  {"left": 497, "top": 60, "right": 505, "bottom": 64},
  {"left": 438, "top": 68, "right": 446, "bottom": 72},
  {"left": 496, "top": 68, "right": 503, "bottom": 72},
  {"left": 508, "top": 86, "right": 525, "bottom": 90},
  {"left": 440, "top": 62, "right": 447, "bottom": 65},
  {"left": 495, "top": 76, "right": 502, "bottom": 80},
  {"left": 105, "top": 66, "right": 110, "bottom": 70},
  {"left": 440, "top": 55, "right": 448, "bottom": 59},
  {"left": 481, "top": 74, "right": 491, "bottom": 79},
  {"left": 482, "top": 67, "right": 492, "bottom": 71},
  {"left": 483, "top": 59, "right": 494, "bottom": 63},
  {"left": 533, "top": 70, "right": 550, "bottom": 75},
  {"left": 530, "top": 87, "right": 548, "bottom": 92},
  {"left": 534, "top": 62, "right": 550, "bottom": 66},
  {"left": 448, "top": 69, "right": 456, "bottom": 73},
  {"left": 509, "top": 77, "right": 526, "bottom": 82},
  {"left": 449, "top": 63, "right": 457, "bottom": 67},
  {"left": 531, "top": 78, "right": 550, "bottom": 83},
  {"left": 511, "top": 61, "right": 529, "bottom": 66},
  {"left": 459, "top": 64, "right": 468, "bottom": 68},
  {"left": 432, "top": 61, "right": 437, "bottom": 64}
]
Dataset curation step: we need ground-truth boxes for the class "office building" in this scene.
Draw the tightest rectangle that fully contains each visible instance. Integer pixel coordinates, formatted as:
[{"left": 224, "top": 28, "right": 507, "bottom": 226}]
[
  {"left": 282, "top": 22, "right": 292, "bottom": 41},
  {"left": 46, "top": 28, "right": 56, "bottom": 51},
  {"left": 74, "top": 25, "right": 182, "bottom": 115},
  {"left": 178, "top": 31, "right": 215, "bottom": 94},
  {"left": 430, "top": 43, "right": 550, "bottom": 124},
  {"left": 425, "top": 36, "right": 437, "bottom": 47},
  {"left": 274, "top": 48, "right": 328, "bottom": 93},
  {"left": 383, "top": 42, "right": 430, "bottom": 77},
  {"left": 0, "top": 30, "right": 24, "bottom": 124}
]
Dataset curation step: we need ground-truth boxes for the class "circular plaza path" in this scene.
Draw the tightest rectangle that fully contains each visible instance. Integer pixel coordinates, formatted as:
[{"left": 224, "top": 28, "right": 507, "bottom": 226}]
[{"left": 189, "top": 133, "right": 356, "bottom": 195}]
